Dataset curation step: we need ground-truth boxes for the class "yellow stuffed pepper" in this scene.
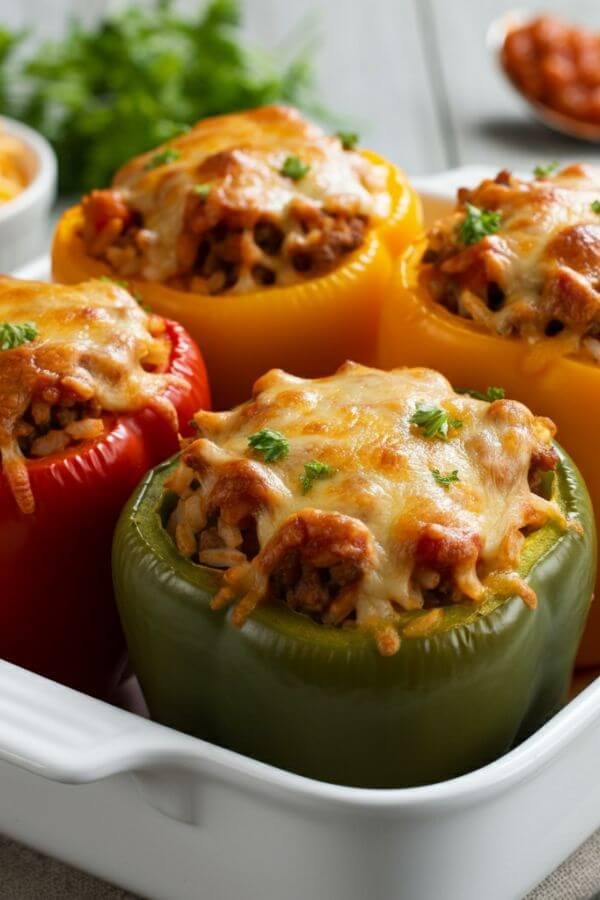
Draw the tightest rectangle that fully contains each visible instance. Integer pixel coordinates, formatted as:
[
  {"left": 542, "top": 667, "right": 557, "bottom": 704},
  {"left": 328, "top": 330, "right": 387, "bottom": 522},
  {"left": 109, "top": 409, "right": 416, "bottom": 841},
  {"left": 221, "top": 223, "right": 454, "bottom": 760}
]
[
  {"left": 377, "top": 163, "right": 600, "bottom": 664},
  {"left": 52, "top": 105, "right": 421, "bottom": 409}
]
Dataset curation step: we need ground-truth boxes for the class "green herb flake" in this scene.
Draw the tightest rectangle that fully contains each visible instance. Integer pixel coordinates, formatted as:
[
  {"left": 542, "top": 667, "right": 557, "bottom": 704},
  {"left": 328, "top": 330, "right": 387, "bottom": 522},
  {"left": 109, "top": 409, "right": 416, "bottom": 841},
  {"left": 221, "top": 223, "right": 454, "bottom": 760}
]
[
  {"left": 248, "top": 429, "right": 289, "bottom": 463},
  {"left": 336, "top": 130, "right": 359, "bottom": 150},
  {"left": 193, "top": 184, "right": 211, "bottom": 199},
  {"left": 591, "top": 200, "right": 600, "bottom": 215},
  {"left": 99, "top": 275, "right": 129, "bottom": 289},
  {"left": 300, "top": 460, "right": 335, "bottom": 494},
  {"left": 280, "top": 155, "right": 310, "bottom": 181},
  {"left": 458, "top": 203, "right": 501, "bottom": 246},
  {"left": 145, "top": 148, "right": 181, "bottom": 170},
  {"left": 0, "top": 321, "right": 38, "bottom": 350},
  {"left": 431, "top": 468, "right": 460, "bottom": 490},
  {"left": 130, "top": 291, "right": 151, "bottom": 311},
  {"left": 410, "top": 404, "right": 463, "bottom": 440},
  {"left": 458, "top": 386, "right": 505, "bottom": 402},
  {"left": 533, "top": 161, "right": 559, "bottom": 179}
]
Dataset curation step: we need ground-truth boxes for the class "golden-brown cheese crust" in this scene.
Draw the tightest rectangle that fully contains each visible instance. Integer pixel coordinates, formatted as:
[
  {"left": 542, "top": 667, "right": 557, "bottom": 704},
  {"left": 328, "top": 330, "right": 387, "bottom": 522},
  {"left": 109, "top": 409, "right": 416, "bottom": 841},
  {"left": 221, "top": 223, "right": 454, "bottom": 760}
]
[
  {"left": 173, "top": 362, "right": 562, "bottom": 644},
  {"left": 422, "top": 165, "right": 600, "bottom": 352},
  {"left": 0, "top": 277, "right": 179, "bottom": 513},
  {"left": 82, "top": 106, "right": 390, "bottom": 290}
]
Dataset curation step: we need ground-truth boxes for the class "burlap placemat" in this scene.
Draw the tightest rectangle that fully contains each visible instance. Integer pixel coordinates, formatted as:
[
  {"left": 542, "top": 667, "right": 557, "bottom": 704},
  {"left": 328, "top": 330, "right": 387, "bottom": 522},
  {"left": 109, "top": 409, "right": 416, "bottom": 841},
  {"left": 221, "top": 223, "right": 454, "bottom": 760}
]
[{"left": 1, "top": 830, "right": 599, "bottom": 899}]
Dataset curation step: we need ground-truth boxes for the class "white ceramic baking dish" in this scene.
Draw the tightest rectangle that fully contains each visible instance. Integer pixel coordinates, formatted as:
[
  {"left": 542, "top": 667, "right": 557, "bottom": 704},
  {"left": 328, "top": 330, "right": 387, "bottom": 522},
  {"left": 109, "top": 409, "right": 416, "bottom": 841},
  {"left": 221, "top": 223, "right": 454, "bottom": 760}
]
[{"left": 3, "top": 168, "right": 598, "bottom": 900}]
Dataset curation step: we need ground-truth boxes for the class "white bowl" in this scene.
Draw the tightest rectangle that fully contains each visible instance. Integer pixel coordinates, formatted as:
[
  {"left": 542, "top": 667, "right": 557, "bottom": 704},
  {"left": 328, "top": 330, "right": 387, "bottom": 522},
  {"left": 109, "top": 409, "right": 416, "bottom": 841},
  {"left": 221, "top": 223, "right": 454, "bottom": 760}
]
[{"left": 0, "top": 116, "right": 57, "bottom": 273}]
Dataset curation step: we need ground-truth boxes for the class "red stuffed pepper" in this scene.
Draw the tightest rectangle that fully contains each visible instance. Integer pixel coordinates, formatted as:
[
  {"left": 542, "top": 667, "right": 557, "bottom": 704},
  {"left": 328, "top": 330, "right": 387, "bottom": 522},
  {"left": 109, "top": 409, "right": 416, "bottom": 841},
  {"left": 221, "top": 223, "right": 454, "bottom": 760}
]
[{"left": 0, "top": 276, "right": 209, "bottom": 696}]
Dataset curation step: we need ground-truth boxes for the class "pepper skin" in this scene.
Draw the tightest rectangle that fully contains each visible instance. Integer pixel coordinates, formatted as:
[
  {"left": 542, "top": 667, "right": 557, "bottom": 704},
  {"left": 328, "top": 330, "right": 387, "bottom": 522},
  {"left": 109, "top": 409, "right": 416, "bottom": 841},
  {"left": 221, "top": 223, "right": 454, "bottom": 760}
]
[
  {"left": 113, "top": 446, "right": 595, "bottom": 789},
  {"left": 51, "top": 154, "right": 422, "bottom": 409},
  {"left": 377, "top": 247, "right": 600, "bottom": 665},
  {"left": 0, "top": 320, "right": 210, "bottom": 697}
]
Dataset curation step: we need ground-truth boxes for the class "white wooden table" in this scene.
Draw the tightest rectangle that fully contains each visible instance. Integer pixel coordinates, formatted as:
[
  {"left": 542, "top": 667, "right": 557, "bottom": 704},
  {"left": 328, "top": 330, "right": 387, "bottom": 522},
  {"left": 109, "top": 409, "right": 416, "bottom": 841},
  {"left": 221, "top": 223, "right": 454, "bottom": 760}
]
[{"left": 0, "top": 0, "right": 599, "bottom": 897}]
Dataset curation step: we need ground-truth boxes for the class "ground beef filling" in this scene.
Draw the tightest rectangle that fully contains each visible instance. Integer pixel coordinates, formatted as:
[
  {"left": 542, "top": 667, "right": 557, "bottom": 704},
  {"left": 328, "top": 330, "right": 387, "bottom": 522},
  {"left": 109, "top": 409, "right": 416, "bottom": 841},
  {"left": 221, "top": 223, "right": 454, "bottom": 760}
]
[
  {"left": 15, "top": 323, "right": 170, "bottom": 463},
  {"left": 82, "top": 188, "right": 368, "bottom": 295},
  {"left": 16, "top": 393, "right": 105, "bottom": 459}
]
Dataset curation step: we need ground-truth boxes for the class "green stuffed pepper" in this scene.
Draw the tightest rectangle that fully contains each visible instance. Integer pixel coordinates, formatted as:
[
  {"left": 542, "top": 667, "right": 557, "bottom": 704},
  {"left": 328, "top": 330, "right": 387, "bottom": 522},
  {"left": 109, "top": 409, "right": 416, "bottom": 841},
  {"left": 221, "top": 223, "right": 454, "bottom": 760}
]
[{"left": 113, "top": 363, "right": 596, "bottom": 789}]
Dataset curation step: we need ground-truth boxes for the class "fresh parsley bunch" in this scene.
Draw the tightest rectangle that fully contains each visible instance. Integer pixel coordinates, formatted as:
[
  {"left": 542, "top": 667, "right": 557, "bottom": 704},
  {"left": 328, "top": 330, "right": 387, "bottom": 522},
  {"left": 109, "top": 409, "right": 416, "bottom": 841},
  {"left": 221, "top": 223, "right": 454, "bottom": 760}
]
[{"left": 1, "top": 0, "right": 317, "bottom": 193}]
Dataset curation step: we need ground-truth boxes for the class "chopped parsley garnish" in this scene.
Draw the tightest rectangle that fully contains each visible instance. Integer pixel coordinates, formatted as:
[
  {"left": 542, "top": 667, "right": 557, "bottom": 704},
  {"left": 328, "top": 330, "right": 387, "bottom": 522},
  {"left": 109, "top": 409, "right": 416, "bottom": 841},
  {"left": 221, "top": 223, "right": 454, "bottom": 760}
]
[
  {"left": 458, "top": 203, "right": 501, "bottom": 246},
  {"left": 336, "top": 130, "right": 359, "bottom": 150},
  {"left": 132, "top": 291, "right": 151, "bottom": 311},
  {"left": 458, "top": 386, "right": 505, "bottom": 402},
  {"left": 431, "top": 468, "right": 460, "bottom": 490},
  {"left": 300, "top": 460, "right": 334, "bottom": 494},
  {"left": 410, "top": 404, "right": 463, "bottom": 440},
  {"left": 591, "top": 200, "right": 600, "bottom": 215},
  {"left": 248, "top": 429, "right": 289, "bottom": 462},
  {"left": 99, "top": 275, "right": 129, "bottom": 289},
  {"left": 145, "top": 148, "right": 181, "bottom": 170},
  {"left": 0, "top": 322, "right": 38, "bottom": 350},
  {"left": 533, "top": 161, "right": 559, "bottom": 179},
  {"left": 194, "top": 184, "right": 211, "bottom": 199},
  {"left": 281, "top": 155, "right": 310, "bottom": 181}
]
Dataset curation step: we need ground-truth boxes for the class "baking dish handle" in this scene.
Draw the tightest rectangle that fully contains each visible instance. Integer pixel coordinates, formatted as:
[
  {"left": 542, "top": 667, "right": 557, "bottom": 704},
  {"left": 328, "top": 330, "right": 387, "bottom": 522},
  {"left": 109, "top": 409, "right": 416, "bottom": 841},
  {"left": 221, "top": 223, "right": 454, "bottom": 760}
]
[{"left": 0, "top": 659, "right": 207, "bottom": 784}]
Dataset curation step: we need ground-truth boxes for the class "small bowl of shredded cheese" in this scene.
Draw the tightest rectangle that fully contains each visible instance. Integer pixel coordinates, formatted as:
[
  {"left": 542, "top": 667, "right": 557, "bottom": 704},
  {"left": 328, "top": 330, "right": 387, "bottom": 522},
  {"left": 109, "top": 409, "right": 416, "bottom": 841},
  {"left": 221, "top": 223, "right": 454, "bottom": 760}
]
[
  {"left": 0, "top": 117, "right": 56, "bottom": 271},
  {"left": 0, "top": 131, "right": 30, "bottom": 203}
]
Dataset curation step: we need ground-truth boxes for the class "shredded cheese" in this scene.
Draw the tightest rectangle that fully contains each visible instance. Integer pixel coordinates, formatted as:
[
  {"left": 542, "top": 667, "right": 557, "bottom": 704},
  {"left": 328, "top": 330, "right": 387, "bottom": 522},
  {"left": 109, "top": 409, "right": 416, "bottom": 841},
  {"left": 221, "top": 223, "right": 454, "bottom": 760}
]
[{"left": 167, "top": 362, "right": 564, "bottom": 652}]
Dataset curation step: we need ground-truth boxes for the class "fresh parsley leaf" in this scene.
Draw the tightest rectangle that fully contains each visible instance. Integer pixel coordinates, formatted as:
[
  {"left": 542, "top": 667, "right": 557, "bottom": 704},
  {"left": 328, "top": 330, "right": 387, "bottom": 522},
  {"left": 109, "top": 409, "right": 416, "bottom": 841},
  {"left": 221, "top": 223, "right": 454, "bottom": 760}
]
[
  {"left": 458, "top": 203, "right": 501, "bottom": 246},
  {"left": 410, "top": 404, "right": 463, "bottom": 440},
  {"left": 592, "top": 200, "right": 600, "bottom": 215},
  {"left": 0, "top": 321, "right": 37, "bottom": 350},
  {"left": 0, "top": 0, "right": 318, "bottom": 193},
  {"left": 484, "top": 386, "right": 505, "bottom": 402},
  {"left": 431, "top": 468, "right": 459, "bottom": 490},
  {"left": 336, "top": 130, "right": 359, "bottom": 150},
  {"left": 248, "top": 429, "right": 289, "bottom": 462},
  {"left": 145, "top": 148, "right": 180, "bottom": 170},
  {"left": 193, "top": 184, "right": 211, "bottom": 199},
  {"left": 281, "top": 155, "right": 310, "bottom": 180},
  {"left": 299, "top": 460, "right": 334, "bottom": 494},
  {"left": 457, "top": 386, "right": 505, "bottom": 402},
  {"left": 533, "top": 161, "right": 559, "bottom": 178}
]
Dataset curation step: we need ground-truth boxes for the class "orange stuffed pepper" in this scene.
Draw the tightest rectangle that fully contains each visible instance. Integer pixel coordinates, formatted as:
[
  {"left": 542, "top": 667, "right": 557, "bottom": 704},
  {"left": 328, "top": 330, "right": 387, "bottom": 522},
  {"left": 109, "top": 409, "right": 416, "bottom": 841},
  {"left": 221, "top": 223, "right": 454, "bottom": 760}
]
[
  {"left": 53, "top": 105, "right": 422, "bottom": 409},
  {"left": 377, "top": 163, "right": 600, "bottom": 664}
]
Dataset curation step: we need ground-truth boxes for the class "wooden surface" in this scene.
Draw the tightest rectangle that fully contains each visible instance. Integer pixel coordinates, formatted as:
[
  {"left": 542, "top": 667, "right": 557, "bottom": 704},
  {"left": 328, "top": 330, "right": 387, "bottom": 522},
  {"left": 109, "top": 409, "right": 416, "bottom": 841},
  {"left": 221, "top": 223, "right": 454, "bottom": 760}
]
[
  {"left": 0, "top": 0, "right": 599, "bottom": 897},
  {"left": 3, "top": 0, "right": 600, "bottom": 174}
]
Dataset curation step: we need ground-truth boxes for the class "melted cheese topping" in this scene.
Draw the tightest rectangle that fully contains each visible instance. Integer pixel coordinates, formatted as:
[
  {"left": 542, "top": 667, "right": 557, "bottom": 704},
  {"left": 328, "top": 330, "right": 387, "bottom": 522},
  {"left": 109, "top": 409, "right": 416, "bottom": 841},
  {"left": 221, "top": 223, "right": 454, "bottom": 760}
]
[
  {"left": 422, "top": 165, "right": 600, "bottom": 352},
  {"left": 168, "top": 362, "right": 563, "bottom": 653},
  {"left": 0, "top": 277, "right": 180, "bottom": 513},
  {"left": 82, "top": 106, "right": 390, "bottom": 290}
]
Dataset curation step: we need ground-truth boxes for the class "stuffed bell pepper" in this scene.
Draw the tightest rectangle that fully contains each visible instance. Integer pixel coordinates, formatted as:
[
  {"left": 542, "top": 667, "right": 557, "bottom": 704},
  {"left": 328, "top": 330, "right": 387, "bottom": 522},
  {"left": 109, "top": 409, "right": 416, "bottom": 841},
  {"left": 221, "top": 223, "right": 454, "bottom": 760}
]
[
  {"left": 377, "top": 163, "right": 600, "bottom": 664},
  {"left": 52, "top": 105, "right": 422, "bottom": 409},
  {"left": 113, "top": 362, "right": 594, "bottom": 788},
  {"left": 0, "top": 276, "right": 209, "bottom": 696}
]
